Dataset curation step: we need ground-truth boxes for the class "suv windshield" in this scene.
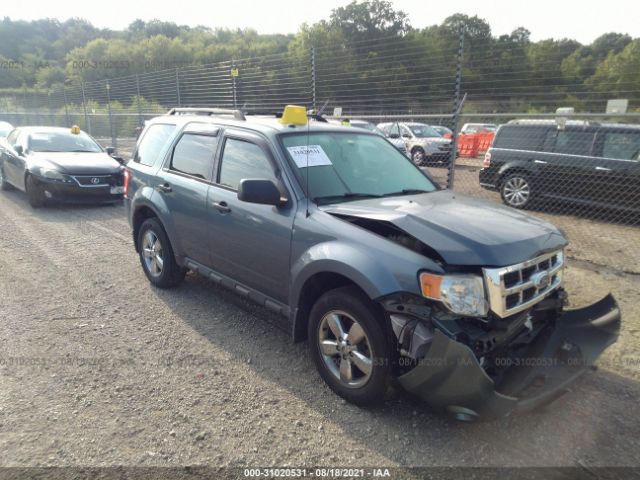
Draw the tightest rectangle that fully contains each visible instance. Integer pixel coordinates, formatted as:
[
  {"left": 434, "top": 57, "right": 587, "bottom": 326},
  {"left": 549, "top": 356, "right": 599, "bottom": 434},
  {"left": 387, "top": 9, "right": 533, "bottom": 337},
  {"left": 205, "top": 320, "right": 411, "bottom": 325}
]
[
  {"left": 408, "top": 124, "right": 441, "bottom": 138},
  {"left": 281, "top": 132, "right": 436, "bottom": 203},
  {"left": 28, "top": 131, "right": 102, "bottom": 153}
]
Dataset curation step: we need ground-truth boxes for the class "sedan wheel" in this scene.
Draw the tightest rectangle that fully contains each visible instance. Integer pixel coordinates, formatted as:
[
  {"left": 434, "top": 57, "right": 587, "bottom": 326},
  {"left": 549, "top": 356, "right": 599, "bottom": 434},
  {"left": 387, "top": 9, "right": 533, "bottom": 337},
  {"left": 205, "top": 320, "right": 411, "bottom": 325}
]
[
  {"left": 501, "top": 174, "right": 532, "bottom": 208},
  {"left": 318, "top": 310, "right": 373, "bottom": 389},
  {"left": 0, "top": 165, "right": 11, "bottom": 191}
]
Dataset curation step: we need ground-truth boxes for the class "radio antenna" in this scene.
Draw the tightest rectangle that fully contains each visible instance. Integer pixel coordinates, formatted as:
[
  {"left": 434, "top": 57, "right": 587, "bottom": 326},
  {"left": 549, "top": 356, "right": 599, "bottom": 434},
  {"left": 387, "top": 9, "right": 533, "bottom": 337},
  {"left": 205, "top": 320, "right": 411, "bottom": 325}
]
[{"left": 305, "top": 109, "right": 311, "bottom": 218}]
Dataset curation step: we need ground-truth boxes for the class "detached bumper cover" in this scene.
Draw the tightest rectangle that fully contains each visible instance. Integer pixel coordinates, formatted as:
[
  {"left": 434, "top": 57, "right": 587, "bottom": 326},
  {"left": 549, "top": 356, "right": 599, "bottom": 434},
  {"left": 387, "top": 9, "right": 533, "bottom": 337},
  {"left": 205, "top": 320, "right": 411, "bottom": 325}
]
[{"left": 398, "top": 294, "right": 620, "bottom": 419}]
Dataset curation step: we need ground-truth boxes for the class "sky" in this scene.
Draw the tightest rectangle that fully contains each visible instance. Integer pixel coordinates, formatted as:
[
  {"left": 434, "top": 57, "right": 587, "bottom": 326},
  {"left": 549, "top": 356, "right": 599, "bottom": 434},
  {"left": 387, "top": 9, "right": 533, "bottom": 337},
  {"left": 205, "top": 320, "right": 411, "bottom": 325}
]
[{"left": 4, "top": 0, "right": 640, "bottom": 44}]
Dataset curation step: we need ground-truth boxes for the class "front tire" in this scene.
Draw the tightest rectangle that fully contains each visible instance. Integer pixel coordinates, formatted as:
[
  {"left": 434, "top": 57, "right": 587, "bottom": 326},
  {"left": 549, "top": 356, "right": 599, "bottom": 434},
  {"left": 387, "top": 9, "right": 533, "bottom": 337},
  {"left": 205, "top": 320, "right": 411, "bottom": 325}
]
[
  {"left": 137, "top": 218, "right": 186, "bottom": 288},
  {"left": 411, "top": 147, "right": 426, "bottom": 166},
  {"left": 26, "top": 175, "right": 46, "bottom": 208},
  {"left": 308, "top": 286, "right": 391, "bottom": 406},
  {"left": 501, "top": 172, "right": 534, "bottom": 209},
  {"left": 0, "top": 164, "right": 14, "bottom": 191}
]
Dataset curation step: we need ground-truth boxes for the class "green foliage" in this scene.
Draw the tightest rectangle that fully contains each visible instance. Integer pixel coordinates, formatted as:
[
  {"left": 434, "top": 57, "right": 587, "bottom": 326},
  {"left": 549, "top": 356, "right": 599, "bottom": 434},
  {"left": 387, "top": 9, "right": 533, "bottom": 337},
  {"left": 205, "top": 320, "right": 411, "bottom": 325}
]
[{"left": 0, "top": 1, "right": 638, "bottom": 113}]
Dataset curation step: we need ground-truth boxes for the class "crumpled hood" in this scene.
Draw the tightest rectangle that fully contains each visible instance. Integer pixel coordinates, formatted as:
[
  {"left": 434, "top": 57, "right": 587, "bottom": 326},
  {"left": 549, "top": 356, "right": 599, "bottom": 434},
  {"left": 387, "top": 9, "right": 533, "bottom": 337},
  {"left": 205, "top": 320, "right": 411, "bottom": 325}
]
[
  {"left": 321, "top": 190, "right": 567, "bottom": 267},
  {"left": 29, "top": 151, "right": 121, "bottom": 175}
]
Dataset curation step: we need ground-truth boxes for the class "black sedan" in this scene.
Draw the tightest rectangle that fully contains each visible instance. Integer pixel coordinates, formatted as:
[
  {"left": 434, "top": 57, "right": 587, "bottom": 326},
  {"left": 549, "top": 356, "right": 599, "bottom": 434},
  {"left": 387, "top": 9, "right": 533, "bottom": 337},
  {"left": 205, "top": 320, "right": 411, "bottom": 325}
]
[{"left": 0, "top": 126, "right": 124, "bottom": 208}]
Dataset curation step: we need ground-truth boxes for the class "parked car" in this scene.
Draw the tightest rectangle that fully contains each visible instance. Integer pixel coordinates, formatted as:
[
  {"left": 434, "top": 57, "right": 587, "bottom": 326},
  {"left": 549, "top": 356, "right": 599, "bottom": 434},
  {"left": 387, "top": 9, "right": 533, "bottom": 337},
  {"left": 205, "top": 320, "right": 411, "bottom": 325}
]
[
  {"left": 479, "top": 120, "right": 640, "bottom": 213},
  {"left": 0, "top": 121, "right": 13, "bottom": 139},
  {"left": 378, "top": 122, "right": 451, "bottom": 165},
  {"left": 0, "top": 126, "right": 125, "bottom": 208},
  {"left": 431, "top": 125, "right": 453, "bottom": 138},
  {"left": 346, "top": 119, "right": 408, "bottom": 156},
  {"left": 461, "top": 123, "right": 497, "bottom": 134},
  {"left": 124, "top": 106, "right": 619, "bottom": 420}
]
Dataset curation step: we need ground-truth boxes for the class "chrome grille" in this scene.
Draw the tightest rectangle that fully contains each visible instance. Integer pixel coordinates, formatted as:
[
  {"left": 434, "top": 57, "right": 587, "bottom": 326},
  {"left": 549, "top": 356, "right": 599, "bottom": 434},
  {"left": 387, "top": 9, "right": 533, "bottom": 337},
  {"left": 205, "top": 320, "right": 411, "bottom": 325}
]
[{"left": 483, "top": 250, "right": 564, "bottom": 318}]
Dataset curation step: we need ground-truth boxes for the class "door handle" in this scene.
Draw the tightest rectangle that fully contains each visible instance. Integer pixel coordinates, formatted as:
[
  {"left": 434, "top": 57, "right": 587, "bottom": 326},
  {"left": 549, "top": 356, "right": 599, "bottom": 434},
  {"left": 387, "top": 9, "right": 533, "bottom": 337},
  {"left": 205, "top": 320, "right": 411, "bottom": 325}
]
[
  {"left": 533, "top": 159, "right": 548, "bottom": 164},
  {"left": 595, "top": 166, "right": 612, "bottom": 172},
  {"left": 156, "top": 182, "right": 172, "bottom": 193},
  {"left": 212, "top": 201, "right": 231, "bottom": 213}
]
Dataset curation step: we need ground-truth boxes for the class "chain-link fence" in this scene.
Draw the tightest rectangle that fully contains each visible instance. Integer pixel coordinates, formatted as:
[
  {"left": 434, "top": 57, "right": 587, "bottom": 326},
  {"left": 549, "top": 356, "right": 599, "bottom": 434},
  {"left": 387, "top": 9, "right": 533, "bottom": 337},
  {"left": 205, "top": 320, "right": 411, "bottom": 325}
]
[{"left": 0, "top": 28, "right": 638, "bottom": 273}]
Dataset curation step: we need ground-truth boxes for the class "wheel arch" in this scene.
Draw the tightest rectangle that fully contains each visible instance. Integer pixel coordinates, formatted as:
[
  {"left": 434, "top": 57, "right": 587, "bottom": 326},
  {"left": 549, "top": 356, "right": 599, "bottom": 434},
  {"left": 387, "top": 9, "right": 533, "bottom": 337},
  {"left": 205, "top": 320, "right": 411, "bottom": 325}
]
[{"left": 132, "top": 204, "right": 162, "bottom": 252}]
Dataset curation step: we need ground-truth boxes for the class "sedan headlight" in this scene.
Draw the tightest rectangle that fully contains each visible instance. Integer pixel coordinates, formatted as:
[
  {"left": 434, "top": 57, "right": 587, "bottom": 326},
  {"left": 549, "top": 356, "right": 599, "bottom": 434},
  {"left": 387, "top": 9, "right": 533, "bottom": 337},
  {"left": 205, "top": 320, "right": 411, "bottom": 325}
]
[
  {"left": 420, "top": 272, "right": 489, "bottom": 317},
  {"left": 39, "top": 168, "right": 69, "bottom": 182}
]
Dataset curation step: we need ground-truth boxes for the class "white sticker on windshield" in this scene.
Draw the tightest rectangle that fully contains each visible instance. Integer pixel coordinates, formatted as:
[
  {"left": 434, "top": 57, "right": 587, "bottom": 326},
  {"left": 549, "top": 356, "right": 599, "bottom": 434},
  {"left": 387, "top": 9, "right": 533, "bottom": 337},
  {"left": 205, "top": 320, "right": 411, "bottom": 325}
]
[{"left": 287, "top": 145, "right": 333, "bottom": 168}]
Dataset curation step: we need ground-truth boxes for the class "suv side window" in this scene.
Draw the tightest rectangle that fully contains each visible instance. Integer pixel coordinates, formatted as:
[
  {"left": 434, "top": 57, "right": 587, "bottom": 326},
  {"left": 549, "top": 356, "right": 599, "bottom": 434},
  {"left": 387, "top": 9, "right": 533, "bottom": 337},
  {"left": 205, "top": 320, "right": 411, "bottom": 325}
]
[
  {"left": 218, "top": 138, "right": 276, "bottom": 190},
  {"left": 170, "top": 133, "right": 219, "bottom": 180},
  {"left": 134, "top": 124, "right": 176, "bottom": 166},
  {"left": 553, "top": 130, "right": 595, "bottom": 156},
  {"left": 601, "top": 131, "right": 640, "bottom": 161},
  {"left": 493, "top": 125, "right": 548, "bottom": 151}
]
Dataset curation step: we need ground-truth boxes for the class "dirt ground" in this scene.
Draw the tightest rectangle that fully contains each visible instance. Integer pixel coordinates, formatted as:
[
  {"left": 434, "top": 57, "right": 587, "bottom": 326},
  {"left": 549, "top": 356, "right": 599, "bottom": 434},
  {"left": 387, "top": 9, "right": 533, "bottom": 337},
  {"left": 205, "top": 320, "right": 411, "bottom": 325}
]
[{"left": 0, "top": 185, "right": 639, "bottom": 472}]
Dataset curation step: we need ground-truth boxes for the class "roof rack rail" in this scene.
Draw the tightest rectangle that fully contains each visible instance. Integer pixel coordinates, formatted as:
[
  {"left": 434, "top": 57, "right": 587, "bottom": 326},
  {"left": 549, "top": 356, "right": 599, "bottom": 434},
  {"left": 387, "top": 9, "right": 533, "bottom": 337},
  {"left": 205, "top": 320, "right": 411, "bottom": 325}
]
[{"left": 166, "top": 107, "right": 246, "bottom": 121}]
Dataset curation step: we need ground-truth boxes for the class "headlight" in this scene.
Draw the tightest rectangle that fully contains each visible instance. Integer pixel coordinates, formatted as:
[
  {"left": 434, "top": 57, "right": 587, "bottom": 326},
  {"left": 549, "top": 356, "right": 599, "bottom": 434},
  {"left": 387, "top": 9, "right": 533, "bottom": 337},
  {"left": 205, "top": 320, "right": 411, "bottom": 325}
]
[
  {"left": 39, "top": 169, "right": 68, "bottom": 182},
  {"left": 420, "top": 272, "right": 488, "bottom": 317}
]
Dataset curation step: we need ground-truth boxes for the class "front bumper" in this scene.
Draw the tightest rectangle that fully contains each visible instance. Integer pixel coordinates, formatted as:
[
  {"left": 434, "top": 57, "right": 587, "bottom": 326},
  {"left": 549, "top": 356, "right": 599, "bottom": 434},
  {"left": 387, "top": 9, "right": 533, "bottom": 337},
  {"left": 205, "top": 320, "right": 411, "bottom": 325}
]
[
  {"left": 33, "top": 176, "right": 124, "bottom": 204},
  {"left": 398, "top": 294, "right": 620, "bottom": 420}
]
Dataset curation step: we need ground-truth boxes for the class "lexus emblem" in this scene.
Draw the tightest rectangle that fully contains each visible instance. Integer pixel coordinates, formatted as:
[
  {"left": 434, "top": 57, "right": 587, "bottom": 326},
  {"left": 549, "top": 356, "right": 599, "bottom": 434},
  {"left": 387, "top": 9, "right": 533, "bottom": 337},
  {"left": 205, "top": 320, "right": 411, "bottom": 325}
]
[
  {"left": 91, "top": 177, "right": 100, "bottom": 185},
  {"left": 532, "top": 271, "right": 550, "bottom": 290}
]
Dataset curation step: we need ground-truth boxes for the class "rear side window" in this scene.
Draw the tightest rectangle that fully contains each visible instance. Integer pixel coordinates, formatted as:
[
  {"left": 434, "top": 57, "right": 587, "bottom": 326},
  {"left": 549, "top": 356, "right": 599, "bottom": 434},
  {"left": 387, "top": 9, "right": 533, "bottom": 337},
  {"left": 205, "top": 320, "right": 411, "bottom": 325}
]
[
  {"left": 170, "top": 133, "right": 219, "bottom": 180},
  {"left": 553, "top": 130, "right": 596, "bottom": 156},
  {"left": 493, "top": 125, "right": 548, "bottom": 151},
  {"left": 134, "top": 124, "right": 176, "bottom": 166},
  {"left": 601, "top": 131, "right": 640, "bottom": 161},
  {"left": 218, "top": 138, "right": 276, "bottom": 190}
]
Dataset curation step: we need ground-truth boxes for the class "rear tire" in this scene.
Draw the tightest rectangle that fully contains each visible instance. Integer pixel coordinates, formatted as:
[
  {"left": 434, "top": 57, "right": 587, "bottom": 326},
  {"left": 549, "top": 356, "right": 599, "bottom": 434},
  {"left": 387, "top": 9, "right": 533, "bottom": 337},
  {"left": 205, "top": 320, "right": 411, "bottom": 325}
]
[
  {"left": 26, "top": 175, "right": 46, "bottom": 208},
  {"left": 137, "top": 218, "right": 186, "bottom": 288},
  {"left": 308, "top": 286, "right": 391, "bottom": 407}
]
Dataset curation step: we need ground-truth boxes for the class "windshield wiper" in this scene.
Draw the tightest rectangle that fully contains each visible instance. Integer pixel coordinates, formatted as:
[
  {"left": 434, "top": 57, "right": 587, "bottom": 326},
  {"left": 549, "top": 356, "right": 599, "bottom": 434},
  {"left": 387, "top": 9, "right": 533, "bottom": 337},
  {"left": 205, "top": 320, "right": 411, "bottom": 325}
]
[
  {"left": 313, "top": 192, "right": 383, "bottom": 204},
  {"left": 382, "top": 188, "right": 432, "bottom": 197},
  {"left": 70, "top": 150, "right": 96, "bottom": 153}
]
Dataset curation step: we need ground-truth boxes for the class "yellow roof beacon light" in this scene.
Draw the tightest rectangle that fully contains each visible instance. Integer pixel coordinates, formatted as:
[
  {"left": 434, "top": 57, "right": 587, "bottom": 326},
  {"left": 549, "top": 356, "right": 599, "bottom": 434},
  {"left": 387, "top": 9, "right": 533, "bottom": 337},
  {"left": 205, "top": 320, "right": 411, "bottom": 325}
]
[
  {"left": 70, "top": 125, "right": 81, "bottom": 135},
  {"left": 280, "top": 105, "right": 307, "bottom": 126}
]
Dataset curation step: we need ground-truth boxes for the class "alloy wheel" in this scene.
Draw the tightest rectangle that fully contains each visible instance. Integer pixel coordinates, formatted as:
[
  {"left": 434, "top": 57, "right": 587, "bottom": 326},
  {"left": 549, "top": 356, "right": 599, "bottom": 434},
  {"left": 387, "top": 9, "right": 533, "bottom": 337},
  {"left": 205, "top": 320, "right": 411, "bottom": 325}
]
[
  {"left": 318, "top": 310, "right": 373, "bottom": 389},
  {"left": 412, "top": 149, "right": 425, "bottom": 165},
  {"left": 503, "top": 176, "right": 530, "bottom": 207},
  {"left": 142, "top": 230, "right": 164, "bottom": 277}
]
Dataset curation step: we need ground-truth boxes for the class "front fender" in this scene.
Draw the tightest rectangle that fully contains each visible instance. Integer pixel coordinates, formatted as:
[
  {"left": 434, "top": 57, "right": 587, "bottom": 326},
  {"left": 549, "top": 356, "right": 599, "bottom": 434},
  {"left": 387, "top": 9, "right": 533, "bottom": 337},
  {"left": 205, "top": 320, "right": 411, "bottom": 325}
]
[{"left": 290, "top": 241, "right": 406, "bottom": 306}]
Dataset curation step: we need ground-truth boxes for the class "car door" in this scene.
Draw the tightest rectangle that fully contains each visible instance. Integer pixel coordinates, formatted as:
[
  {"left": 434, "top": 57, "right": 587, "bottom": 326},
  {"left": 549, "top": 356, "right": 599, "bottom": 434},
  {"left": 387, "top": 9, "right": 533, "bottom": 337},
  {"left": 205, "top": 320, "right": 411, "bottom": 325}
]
[
  {"left": 155, "top": 124, "right": 220, "bottom": 266},
  {"left": 539, "top": 127, "right": 598, "bottom": 203},
  {"left": 593, "top": 128, "right": 640, "bottom": 212},
  {"left": 207, "top": 131, "right": 295, "bottom": 304},
  {"left": 2, "top": 129, "right": 26, "bottom": 187}
]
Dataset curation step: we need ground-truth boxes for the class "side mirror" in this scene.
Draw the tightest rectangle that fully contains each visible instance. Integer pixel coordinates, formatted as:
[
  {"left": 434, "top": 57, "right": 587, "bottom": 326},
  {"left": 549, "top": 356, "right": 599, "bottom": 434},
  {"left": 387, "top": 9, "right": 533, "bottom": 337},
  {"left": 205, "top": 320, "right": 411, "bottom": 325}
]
[
  {"left": 106, "top": 146, "right": 116, "bottom": 155},
  {"left": 238, "top": 179, "right": 285, "bottom": 206},
  {"left": 388, "top": 133, "right": 400, "bottom": 139},
  {"left": 402, "top": 133, "right": 411, "bottom": 139},
  {"left": 14, "top": 145, "right": 24, "bottom": 156}
]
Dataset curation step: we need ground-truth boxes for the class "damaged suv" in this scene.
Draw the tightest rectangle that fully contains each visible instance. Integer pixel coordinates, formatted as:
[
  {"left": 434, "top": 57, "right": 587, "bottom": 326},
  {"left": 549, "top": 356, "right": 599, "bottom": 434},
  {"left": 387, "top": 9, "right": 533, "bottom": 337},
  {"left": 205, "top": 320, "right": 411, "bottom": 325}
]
[{"left": 125, "top": 106, "right": 620, "bottom": 420}]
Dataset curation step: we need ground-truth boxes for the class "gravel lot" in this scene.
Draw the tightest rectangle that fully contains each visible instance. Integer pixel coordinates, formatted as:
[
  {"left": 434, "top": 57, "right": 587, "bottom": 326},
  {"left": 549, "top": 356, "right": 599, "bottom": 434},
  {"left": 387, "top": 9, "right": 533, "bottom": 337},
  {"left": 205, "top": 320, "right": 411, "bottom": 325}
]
[{"left": 1, "top": 182, "right": 639, "bottom": 474}]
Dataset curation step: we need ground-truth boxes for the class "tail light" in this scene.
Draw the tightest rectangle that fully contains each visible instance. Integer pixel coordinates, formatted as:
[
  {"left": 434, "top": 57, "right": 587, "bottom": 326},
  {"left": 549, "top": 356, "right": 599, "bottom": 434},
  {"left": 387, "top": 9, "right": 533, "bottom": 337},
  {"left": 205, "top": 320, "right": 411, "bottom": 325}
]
[
  {"left": 483, "top": 151, "right": 491, "bottom": 168},
  {"left": 123, "top": 168, "right": 131, "bottom": 198}
]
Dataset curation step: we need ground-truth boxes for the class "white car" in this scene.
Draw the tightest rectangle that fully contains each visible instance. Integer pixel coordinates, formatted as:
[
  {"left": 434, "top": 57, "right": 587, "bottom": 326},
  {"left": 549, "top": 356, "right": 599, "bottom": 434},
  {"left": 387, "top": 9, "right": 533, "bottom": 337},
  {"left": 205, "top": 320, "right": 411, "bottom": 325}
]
[
  {"left": 0, "top": 121, "right": 14, "bottom": 139},
  {"left": 378, "top": 122, "right": 452, "bottom": 165}
]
